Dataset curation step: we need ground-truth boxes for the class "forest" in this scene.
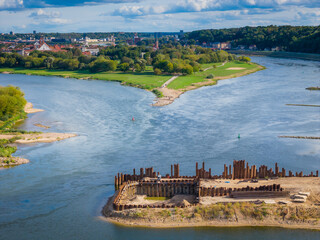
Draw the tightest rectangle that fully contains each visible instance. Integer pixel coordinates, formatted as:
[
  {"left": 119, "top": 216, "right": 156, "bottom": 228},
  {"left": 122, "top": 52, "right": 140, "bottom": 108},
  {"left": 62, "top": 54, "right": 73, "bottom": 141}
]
[{"left": 184, "top": 25, "right": 320, "bottom": 54}]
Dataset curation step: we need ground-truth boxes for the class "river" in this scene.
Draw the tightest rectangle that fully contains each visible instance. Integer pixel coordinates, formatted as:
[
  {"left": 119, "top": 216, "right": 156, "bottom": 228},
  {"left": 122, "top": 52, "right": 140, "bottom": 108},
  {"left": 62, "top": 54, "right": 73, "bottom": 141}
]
[{"left": 0, "top": 57, "right": 319, "bottom": 239}]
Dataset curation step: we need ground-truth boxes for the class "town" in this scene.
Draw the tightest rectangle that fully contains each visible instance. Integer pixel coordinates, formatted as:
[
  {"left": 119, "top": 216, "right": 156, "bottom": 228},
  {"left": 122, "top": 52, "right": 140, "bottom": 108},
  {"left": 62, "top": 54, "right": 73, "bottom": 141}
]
[{"left": 0, "top": 28, "right": 287, "bottom": 57}]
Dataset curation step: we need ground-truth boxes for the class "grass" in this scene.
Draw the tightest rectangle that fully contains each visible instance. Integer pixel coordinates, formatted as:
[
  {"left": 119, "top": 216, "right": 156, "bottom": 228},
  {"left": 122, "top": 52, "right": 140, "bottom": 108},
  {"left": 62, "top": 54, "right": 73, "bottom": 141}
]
[
  {"left": 145, "top": 197, "right": 170, "bottom": 201},
  {"left": 167, "top": 61, "right": 262, "bottom": 90},
  {"left": 0, "top": 67, "right": 172, "bottom": 90}
]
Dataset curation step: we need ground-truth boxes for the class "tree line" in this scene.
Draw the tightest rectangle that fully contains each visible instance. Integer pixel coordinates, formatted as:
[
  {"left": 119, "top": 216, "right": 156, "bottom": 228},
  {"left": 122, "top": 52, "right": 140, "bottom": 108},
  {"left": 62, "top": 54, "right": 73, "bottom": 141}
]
[
  {"left": 0, "top": 44, "right": 244, "bottom": 75},
  {"left": 184, "top": 25, "right": 320, "bottom": 54}
]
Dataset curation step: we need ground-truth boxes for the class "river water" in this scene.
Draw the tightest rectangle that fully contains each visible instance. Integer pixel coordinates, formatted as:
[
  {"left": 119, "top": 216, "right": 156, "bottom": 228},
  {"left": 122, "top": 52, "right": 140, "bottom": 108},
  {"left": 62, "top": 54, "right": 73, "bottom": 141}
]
[{"left": 0, "top": 57, "right": 319, "bottom": 240}]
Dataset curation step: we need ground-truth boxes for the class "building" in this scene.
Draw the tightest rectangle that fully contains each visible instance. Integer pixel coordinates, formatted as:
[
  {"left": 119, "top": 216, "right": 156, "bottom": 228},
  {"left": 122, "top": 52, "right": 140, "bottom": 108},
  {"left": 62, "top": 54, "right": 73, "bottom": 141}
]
[
  {"left": 10, "top": 31, "right": 14, "bottom": 35},
  {"left": 211, "top": 42, "right": 231, "bottom": 50},
  {"left": 81, "top": 45, "right": 99, "bottom": 55},
  {"left": 133, "top": 33, "right": 142, "bottom": 44},
  {"left": 36, "top": 38, "right": 51, "bottom": 51},
  {"left": 33, "top": 30, "right": 36, "bottom": 34}
]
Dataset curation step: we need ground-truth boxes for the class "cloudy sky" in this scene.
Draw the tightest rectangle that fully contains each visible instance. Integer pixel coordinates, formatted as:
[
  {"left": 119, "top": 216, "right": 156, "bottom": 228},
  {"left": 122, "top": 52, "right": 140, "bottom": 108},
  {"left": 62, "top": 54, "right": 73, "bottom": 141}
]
[{"left": 0, "top": 0, "right": 319, "bottom": 33}]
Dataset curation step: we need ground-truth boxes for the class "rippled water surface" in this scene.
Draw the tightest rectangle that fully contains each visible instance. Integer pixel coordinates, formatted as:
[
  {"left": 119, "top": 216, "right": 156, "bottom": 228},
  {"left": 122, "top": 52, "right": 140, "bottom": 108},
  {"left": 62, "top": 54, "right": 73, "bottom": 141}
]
[{"left": 0, "top": 57, "right": 319, "bottom": 240}]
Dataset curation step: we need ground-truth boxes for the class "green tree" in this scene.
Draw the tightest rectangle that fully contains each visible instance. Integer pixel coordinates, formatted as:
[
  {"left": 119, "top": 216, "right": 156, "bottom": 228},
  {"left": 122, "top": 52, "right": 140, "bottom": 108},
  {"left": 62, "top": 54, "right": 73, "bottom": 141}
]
[{"left": 118, "top": 63, "right": 130, "bottom": 72}]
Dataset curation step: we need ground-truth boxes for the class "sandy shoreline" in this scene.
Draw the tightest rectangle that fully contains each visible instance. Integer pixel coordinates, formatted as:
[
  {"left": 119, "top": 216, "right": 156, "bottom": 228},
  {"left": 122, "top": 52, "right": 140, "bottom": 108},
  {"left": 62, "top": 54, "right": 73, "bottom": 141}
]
[
  {"left": 101, "top": 216, "right": 320, "bottom": 230},
  {"left": 0, "top": 157, "right": 29, "bottom": 168},
  {"left": 0, "top": 102, "right": 76, "bottom": 168},
  {"left": 24, "top": 102, "right": 44, "bottom": 113},
  {"left": 153, "top": 64, "right": 265, "bottom": 107},
  {"left": 0, "top": 132, "right": 77, "bottom": 144}
]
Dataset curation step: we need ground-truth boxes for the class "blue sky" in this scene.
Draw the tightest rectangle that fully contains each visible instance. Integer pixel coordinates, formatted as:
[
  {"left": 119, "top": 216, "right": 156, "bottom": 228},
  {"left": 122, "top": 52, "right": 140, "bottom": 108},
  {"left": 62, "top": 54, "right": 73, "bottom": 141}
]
[{"left": 0, "top": 0, "right": 319, "bottom": 33}]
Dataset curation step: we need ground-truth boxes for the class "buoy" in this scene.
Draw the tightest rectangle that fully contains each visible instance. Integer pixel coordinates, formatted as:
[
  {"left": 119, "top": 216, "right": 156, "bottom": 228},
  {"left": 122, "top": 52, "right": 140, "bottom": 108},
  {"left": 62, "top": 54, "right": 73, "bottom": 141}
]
[
  {"left": 132, "top": 117, "right": 135, "bottom": 121},
  {"left": 238, "top": 134, "right": 240, "bottom": 139}
]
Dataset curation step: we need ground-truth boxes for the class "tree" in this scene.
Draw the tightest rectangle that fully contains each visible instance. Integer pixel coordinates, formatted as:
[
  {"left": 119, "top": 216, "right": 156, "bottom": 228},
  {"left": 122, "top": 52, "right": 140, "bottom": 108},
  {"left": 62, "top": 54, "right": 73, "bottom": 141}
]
[
  {"left": 118, "top": 63, "right": 130, "bottom": 72},
  {"left": 44, "top": 57, "right": 54, "bottom": 69},
  {"left": 134, "top": 63, "right": 141, "bottom": 72},
  {"left": 181, "top": 65, "right": 193, "bottom": 75},
  {"left": 154, "top": 68, "right": 162, "bottom": 75},
  {"left": 89, "top": 58, "right": 117, "bottom": 72}
]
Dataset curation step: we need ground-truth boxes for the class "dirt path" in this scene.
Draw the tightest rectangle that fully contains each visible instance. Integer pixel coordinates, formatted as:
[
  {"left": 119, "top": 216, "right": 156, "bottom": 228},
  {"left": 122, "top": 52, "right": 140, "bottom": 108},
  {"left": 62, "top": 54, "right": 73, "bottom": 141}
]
[
  {"left": 153, "top": 61, "right": 229, "bottom": 106},
  {"left": 203, "top": 61, "right": 227, "bottom": 71},
  {"left": 153, "top": 63, "right": 263, "bottom": 107},
  {"left": 160, "top": 75, "right": 180, "bottom": 88}
]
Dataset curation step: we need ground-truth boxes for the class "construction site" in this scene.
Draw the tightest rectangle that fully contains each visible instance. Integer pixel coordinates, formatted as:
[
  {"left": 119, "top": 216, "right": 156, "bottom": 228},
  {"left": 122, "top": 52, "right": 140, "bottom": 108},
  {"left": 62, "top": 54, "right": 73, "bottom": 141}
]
[{"left": 107, "top": 160, "right": 319, "bottom": 211}]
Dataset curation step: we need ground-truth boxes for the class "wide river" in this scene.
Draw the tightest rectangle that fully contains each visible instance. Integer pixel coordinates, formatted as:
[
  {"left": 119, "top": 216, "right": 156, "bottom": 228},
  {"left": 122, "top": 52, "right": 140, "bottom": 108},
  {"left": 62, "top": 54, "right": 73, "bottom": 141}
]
[{"left": 0, "top": 57, "right": 319, "bottom": 239}]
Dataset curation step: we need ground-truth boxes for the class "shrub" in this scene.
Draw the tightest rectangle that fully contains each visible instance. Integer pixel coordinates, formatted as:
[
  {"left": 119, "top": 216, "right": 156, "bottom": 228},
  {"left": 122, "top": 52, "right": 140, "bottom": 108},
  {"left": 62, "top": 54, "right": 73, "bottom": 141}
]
[
  {"left": 154, "top": 68, "right": 162, "bottom": 75},
  {"left": 206, "top": 74, "right": 214, "bottom": 79},
  {"left": 152, "top": 89, "right": 163, "bottom": 98}
]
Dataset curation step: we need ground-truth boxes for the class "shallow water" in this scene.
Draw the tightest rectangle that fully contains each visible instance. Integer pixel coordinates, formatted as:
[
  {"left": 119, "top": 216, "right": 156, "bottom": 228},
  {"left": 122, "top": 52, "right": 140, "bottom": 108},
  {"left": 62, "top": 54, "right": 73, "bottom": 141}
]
[{"left": 0, "top": 56, "right": 319, "bottom": 239}]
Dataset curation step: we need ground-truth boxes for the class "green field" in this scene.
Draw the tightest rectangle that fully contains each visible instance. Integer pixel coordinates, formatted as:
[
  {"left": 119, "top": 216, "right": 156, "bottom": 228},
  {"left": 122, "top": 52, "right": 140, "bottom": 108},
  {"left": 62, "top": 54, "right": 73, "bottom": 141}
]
[
  {"left": 0, "top": 67, "right": 171, "bottom": 90},
  {"left": 167, "top": 61, "right": 261, "bottom": 90},
  {"left": 0, "top": 61, "right": 263, "bottom": 94}
]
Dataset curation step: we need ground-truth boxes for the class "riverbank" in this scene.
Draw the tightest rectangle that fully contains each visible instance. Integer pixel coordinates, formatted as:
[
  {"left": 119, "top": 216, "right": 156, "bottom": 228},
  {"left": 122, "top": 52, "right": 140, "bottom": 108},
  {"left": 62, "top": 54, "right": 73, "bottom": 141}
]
[
  {"left": 0, "top": 132, "right": 77, "bottom": 143},
  {"left": 0, "top": 157, "right": 29, "bottom": 168},
  {"left": 102, "top": 196, "right": 320, "bottom": 230},
  {"left": 0, "top": 99, "right": 76, "bottom": 168},
  {"left": 153, "top": 62, "right": 264, "bottom": 106},
  {"left": 24, "top": 102, "right": 44, "bottom": 114},
  {"left": 1, "top": 61, "right": 264, "bottom": 107}
]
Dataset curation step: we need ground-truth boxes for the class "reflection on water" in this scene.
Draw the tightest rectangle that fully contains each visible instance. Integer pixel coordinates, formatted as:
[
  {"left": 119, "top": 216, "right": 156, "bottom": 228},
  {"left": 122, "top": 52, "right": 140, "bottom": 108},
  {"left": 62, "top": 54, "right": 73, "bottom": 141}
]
[{"left": 0, "top": 56, "right": 319, "bottom": 240}]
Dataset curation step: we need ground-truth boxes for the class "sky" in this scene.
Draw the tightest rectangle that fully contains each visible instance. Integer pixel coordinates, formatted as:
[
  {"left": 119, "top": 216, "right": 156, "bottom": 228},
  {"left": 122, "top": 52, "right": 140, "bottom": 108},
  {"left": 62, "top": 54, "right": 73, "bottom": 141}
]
[{"left": 0, "top": 0, "right": 319, "bottom": 33}]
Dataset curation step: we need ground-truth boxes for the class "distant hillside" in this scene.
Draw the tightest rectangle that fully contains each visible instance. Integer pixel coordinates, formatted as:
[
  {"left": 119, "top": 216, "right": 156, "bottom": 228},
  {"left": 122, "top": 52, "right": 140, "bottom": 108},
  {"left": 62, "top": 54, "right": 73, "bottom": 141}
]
[{"left": 184, "top": 25, "right": 320, "bottom": 54}]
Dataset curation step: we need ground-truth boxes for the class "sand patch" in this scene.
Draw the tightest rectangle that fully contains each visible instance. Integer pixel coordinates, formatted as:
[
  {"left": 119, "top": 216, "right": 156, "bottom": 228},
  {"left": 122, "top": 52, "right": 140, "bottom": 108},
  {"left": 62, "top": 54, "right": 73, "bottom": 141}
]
[
  {"left": 0, "top": 157, "right": 29, "bottom": 167},
  {"left": 226, "top": 67, "right": 246, "bottom": 70},
  {"left": 0, "top": 132, "right": 76, "bottom": 143},
  {"left": 24, "top": 102, "right": 44, "bottom": 114}
]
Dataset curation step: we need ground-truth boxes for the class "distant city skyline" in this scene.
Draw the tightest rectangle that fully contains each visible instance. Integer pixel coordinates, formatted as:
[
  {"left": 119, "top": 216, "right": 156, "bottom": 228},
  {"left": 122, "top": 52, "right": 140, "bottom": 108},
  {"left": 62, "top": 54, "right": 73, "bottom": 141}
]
[{"left": 0, "top": 0, "right": 319, "bottom": 33}]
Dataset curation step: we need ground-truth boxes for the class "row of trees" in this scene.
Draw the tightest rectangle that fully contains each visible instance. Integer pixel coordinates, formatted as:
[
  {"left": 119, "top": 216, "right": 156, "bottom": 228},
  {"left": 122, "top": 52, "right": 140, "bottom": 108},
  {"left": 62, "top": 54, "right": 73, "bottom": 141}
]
[
  {"left": 184, "top": 25, "right": 320, "bottom": 54},
  {"left": 0, "top": 85, "right": 26, "bottom": 121},
  {"left": 0, "top": 44, "right": 239, "bottom": 75},
  {"left": 151, "top": 50, "right": 236, "bottom": 75}
]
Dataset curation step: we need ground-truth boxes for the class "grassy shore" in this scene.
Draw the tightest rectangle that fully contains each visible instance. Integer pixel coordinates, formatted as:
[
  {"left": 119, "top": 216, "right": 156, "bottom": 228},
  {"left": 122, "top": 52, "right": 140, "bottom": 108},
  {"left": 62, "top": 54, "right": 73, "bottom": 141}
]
[
  {"left": 1, "top": 61, "right": 264, "bottom": 107},
  {"left": 0, "top": 67, "right": 172, "bottom": 90},
  {"left": 167, "top": 61, "right": 263, "bottom": 90}
]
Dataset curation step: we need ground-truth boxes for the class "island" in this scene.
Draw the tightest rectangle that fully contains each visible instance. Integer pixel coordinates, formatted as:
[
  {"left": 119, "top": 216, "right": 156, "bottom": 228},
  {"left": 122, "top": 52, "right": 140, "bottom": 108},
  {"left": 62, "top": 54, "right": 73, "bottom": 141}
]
[
  {"left": 102, "top": 161, "right": 320, "bottom": 230},
  {"left": 0, "top": 85, "right": 76, "bottom": 168}
]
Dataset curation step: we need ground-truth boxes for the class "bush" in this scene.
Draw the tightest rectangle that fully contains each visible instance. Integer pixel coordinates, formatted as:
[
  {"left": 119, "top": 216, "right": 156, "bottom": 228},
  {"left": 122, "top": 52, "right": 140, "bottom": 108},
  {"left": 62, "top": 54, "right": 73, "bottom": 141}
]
[
  {"left": 206, "top": 74, "right": 214, "bottom": 79},
  {"left": 154, "top": 68, "right": 162, "bottom": 75},
  {"left": 152, "top": 89, "right": 163, "bottom": 98}
]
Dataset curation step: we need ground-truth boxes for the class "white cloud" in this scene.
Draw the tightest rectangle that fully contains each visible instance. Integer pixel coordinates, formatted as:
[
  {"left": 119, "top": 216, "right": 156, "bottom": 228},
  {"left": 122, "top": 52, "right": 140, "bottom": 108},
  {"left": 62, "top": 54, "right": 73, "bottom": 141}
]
[
  {"left": 28, "top": 9, "right": 70, "bottom": 25},
  {"left": 0, "top": 0, "right": 23, "bottom": 10},
  {"left": 112, "top": 5, "right": 167, "bottom": 17},
  {"left": 29, "top": 9, "right": 61, "bottom": 18}
]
